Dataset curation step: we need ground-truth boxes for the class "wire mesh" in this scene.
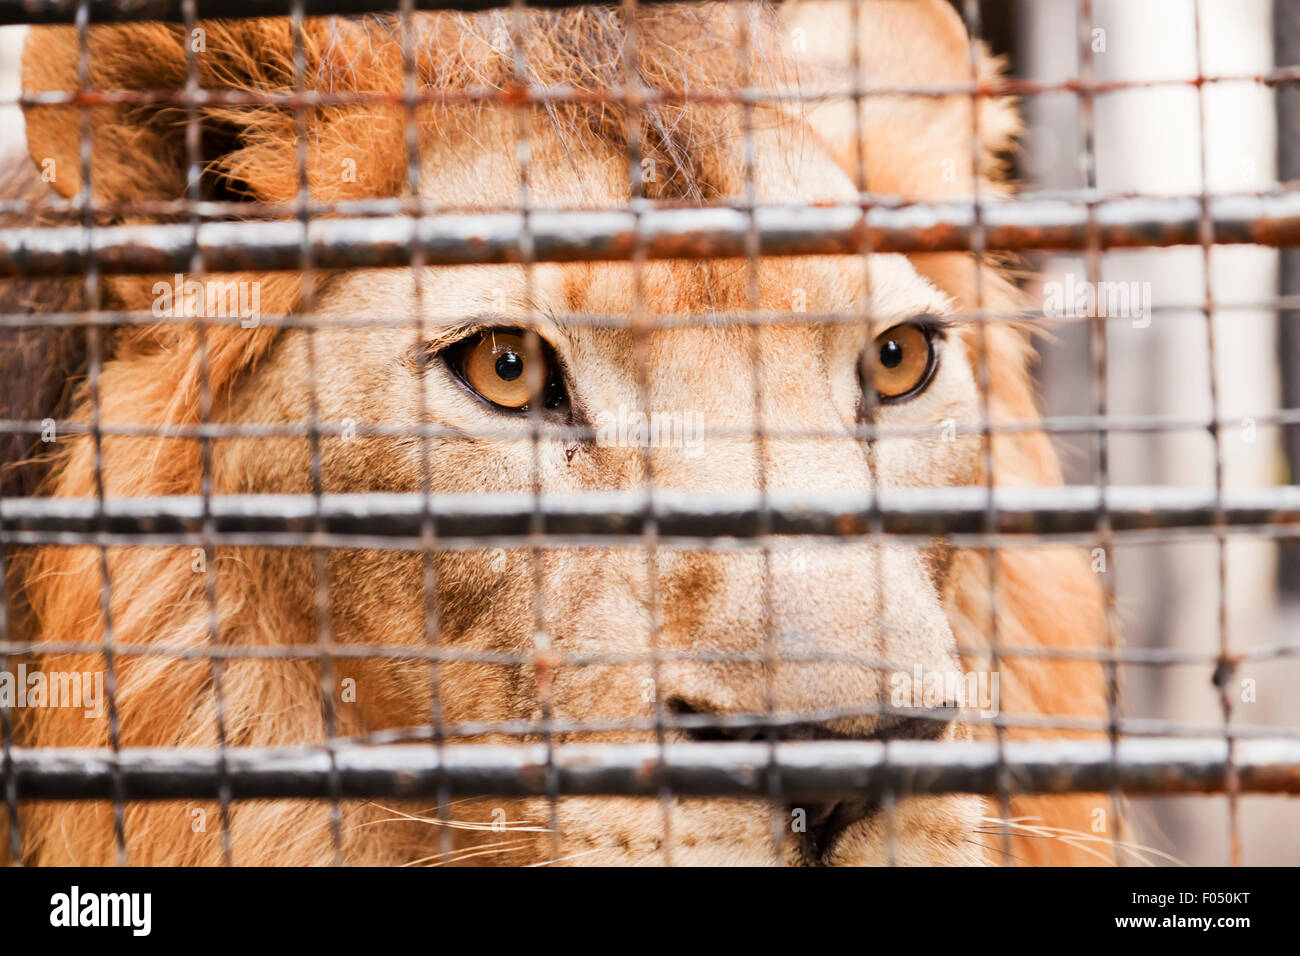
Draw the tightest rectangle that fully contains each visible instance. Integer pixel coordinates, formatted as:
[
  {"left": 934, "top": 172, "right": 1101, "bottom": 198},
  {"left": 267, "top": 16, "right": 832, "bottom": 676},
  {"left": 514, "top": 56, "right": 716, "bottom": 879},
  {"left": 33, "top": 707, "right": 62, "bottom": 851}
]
[{"left": 0, "top": 0, "right": 1296, "bottom": 867}]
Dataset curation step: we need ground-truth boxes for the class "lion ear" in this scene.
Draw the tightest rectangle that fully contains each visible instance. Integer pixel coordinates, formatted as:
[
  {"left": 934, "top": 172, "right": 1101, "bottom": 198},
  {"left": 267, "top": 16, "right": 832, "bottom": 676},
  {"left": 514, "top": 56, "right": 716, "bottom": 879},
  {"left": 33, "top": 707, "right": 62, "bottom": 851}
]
[
  {"left": 783, "top": 0, "right": 1021, "bottom": 199},
  {"left": 22, "top": 24, "right": 186, "bottom": 202},
  {"left": 21, "top": 19, "right": 405, "bottom": 206}
]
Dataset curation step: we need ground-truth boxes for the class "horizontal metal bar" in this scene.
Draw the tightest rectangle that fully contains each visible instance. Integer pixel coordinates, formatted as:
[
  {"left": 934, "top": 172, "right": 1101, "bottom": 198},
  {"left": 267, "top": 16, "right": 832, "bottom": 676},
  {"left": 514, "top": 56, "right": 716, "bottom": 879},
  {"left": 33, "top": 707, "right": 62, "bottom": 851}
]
[
  {"left": 0, "top": 0, "right": 688, "bottom": 27},
  {"left": 6, "top": 408, "right": 1300, "bottom": 444},
  {"left": 1, "top": 486, "right": 1297, "bottom": 541},
  {"left": 2, "top": 194, "right": 1299, "bottom": 279},
  {"left": 6, "top": 737, "right": 1298, "bottom": 800},
  {"left": 5, "top": 295, "right": 1300, "bottom": 331},
  {"left": 0, "top": 184, "right": 1293, "bottom": 232}
]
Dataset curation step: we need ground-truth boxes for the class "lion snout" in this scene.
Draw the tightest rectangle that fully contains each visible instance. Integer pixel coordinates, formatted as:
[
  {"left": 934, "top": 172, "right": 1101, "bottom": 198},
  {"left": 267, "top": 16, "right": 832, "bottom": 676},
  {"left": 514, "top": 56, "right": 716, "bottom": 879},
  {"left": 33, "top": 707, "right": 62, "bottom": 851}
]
[{"left": 654, "top": 543, "right": 965, "bottom": 742}]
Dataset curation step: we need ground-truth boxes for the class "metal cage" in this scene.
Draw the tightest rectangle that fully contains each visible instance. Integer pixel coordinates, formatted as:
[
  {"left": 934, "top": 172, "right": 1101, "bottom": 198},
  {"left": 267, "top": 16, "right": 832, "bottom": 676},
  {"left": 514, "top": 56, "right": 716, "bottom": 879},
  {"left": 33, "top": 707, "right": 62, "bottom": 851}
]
[{"left": 0, "top": 0, "right": 1297, "bottom": 867}]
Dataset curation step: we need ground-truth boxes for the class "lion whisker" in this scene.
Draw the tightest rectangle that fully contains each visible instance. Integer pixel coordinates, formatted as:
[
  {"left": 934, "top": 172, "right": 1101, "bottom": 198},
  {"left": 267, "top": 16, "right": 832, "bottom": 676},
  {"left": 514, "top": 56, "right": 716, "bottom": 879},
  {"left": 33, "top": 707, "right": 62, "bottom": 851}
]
[
  {"left": 978, "top": 816, "right": 1184, "bottom": 867},
  {"left": 964, "top": 838, "right": 1030, "bottom": 866},
  {"left": 361, "top": 803, "right": 549, "bottom": 832},
  {"left": 527, "top": 845, "right": 617, "bottom": 867},
  {"left": 411, "top": 839, "right": 536, "bottom": 867}
]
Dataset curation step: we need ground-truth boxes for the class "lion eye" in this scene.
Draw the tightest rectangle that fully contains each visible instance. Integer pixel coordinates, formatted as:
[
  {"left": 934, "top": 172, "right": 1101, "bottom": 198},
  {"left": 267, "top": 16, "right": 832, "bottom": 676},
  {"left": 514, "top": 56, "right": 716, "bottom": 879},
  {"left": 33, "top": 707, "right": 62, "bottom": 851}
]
[
  {"left": 868, "top": 323, "right": 938, "bottom": 403},
  {"left": 465, "top": 332, "right": 535, "bottom": 408},
  {"left": 443, "top": 329, "right": 567, "bottom": 413}
]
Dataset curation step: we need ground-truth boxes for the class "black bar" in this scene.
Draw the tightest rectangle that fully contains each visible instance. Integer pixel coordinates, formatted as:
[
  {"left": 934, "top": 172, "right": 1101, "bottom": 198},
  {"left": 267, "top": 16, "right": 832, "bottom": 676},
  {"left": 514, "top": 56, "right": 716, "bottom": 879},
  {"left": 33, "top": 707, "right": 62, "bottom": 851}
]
[
  {"left": 1, "top": 486, "right": 1298, "bottom": 542},
  {"left": 0, "top": 866, "right": 1277, "bottom": 940},
  {"left": 8, "top": 737, "right": 1300, "bottom": 801},
  {"left": 2, "top": 195, "right": 1300, "bottom": 280}
]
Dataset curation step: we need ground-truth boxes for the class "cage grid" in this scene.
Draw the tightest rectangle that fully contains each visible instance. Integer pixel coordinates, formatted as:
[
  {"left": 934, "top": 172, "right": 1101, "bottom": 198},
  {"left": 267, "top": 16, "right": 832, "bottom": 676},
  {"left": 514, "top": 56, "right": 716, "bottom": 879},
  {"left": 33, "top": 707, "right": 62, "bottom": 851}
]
[{"left": 0, "top": 0, "right": 1296, "bottom": 867}]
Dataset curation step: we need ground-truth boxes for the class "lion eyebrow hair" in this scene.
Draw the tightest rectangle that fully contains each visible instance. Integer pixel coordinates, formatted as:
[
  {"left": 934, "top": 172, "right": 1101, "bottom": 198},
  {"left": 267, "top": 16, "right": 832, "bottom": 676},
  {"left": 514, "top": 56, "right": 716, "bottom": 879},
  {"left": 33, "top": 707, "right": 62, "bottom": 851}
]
[
  {"left": 910, "top": 312, "right": 955, "bottom": 335},
  {"left": 863, "top": 310, "right": 955, "bottom": 340},
  {"left": 413, "top": 309, "right": 566, "bottom": 351},
  {"left": 406, "top": 316, "right": 484, "bottom": 351}
]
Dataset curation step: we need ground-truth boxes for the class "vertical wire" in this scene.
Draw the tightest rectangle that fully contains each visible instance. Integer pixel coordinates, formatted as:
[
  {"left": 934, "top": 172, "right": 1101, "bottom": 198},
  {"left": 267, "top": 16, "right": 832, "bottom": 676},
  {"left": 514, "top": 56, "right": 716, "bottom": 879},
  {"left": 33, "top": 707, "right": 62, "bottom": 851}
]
[
  {"left": 395, "top": 0, "right": 453, "bottom": 866},
  {"left": 76, "top": 0, "right": 128, "bottom": 867},
  {"left": 290, "top": 0, "right": 345, "bottom": 865},
  {"left": 728, "top": 0, "right": 782, "bottom": 865},
  {"left": 618, "top": 0, "right": 675, "bottom": 865},
  {"left": 506, "top": 0, "right": 561, "bottom": 864},
  {"left": 181, "top": 0, "right": 234, "bottom": 866},
  {"left": 1075, "top": 0, "right": 1122, "bottom": 867},
  {"left": 960, "top": 0, "right": 1012, "bottom": 865},
  {"left": 1190, "top": 0, "right": 1240, "bottom": 867},
  {"left": 847, "top": 0, "right": 896, "bottom": 866},
  {"left": 0, "top": 544, "right": 19, "bottom": 860}
]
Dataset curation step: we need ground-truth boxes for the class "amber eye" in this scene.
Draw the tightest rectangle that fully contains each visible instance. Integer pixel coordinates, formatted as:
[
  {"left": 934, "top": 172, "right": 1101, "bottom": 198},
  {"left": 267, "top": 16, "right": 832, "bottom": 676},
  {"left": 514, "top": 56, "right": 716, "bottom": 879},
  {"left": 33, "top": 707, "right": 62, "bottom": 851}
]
[
  {"left": 444, "top": 329, "right": 567, "bottom": 413},
  {"left": 868, "top": 323, "right": 937, "bottom": 402}
]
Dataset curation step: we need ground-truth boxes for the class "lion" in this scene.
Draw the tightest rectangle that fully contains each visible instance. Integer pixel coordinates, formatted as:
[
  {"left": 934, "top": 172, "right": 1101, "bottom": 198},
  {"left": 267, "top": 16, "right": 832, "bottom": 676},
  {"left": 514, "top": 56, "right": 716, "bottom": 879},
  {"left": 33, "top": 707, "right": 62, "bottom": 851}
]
[{"left": 0, "top": 0, "right": 1114, "bottom": 866}]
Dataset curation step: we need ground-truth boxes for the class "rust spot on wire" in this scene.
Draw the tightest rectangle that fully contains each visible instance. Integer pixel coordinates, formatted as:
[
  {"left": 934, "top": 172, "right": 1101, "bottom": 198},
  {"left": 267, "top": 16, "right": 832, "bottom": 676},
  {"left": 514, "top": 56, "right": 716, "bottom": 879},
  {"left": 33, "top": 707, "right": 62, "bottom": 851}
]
[
  {"left": 532, "top": 648, "right": 563, "bottom": 696},
  {"left": 497, "top": 85, "right": 531, "bottom": 107},
  {"left": 1211, "top": 653, "right": 1241, "bottom": 690}
]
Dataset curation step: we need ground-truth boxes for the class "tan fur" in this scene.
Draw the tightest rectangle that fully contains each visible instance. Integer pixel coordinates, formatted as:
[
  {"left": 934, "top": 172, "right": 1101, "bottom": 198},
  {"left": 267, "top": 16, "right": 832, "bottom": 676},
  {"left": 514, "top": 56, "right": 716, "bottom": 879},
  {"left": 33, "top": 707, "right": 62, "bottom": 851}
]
[{"left": 5, "top": 2, "right": 1111, "bottom": 866}]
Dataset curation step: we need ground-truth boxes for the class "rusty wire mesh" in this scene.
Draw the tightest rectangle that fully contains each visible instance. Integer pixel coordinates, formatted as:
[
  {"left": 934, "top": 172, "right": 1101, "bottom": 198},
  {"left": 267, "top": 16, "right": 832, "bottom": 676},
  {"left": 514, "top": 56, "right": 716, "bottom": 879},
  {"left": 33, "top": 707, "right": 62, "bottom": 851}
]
[{"left": 0, "top": 0, "right": 1297, "bottom": 867}]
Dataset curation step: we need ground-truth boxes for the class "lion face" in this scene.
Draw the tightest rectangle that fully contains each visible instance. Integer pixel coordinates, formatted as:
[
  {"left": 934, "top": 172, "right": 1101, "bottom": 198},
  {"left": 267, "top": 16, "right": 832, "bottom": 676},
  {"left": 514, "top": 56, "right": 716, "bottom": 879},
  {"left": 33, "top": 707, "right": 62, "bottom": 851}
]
[{"left": 210, "top": 109, "right": 991, "bottom": 865}]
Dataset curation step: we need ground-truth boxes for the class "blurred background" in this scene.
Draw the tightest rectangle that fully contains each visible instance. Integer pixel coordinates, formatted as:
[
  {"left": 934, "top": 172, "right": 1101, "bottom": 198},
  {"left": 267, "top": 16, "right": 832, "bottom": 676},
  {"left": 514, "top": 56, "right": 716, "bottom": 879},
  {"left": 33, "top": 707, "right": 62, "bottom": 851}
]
[
  {"left": 0, "top": 0, "right": 1295, "bottom": 865},
  {"left": 995, "top": 0, "right": 1299, "bottom": 865}
]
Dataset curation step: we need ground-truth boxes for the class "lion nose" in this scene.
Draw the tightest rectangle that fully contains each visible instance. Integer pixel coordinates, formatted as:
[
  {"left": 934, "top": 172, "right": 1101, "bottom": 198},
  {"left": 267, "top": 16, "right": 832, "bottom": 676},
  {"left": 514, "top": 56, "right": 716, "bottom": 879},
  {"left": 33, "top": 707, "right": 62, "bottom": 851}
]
[
  {"left": 666, "top": 697, "right": 958, "bottom": 743},
  {"left": 791, "top": 799, "right": 879, "bottom": 863},
  {"left": 666, "top": 698, "right": 956, "bottom": 863}
]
